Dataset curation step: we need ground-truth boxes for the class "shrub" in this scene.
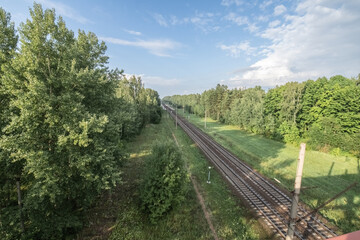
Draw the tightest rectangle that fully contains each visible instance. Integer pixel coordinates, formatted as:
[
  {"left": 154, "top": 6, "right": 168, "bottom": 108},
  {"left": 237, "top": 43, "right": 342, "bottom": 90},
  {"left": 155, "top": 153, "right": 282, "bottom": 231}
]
[
  {"left": 279, "top": 121, "right": 300, "bottom": 144},
  {"left": 140, "top": 141, "right": 186, "bottom": 223}
]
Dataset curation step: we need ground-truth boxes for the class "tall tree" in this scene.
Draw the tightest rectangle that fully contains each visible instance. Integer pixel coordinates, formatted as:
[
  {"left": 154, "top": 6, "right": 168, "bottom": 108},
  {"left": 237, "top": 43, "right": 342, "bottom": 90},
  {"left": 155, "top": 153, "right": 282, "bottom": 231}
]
[
  {"left": 0, "top": 7, "right": 18, "bottom": 137},
  {"left": 0, "top": 8, "right": 20, "bottom": 239},
  {"left": 279, "top": 82, "right": 305, "bottom": 124},
  {"left": 0, "top": 4, "right": 123, "bottom": 238}
]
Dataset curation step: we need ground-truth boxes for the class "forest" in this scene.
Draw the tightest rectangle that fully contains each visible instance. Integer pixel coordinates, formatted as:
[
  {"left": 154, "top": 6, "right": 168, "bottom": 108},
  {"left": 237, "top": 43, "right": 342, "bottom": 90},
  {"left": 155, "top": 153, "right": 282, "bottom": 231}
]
[
  {"left": 163, "top": 75, "right": 360, "bottom": 156},
  {"left": 0, "top": 4, "right": 161, "bottom": 239}
]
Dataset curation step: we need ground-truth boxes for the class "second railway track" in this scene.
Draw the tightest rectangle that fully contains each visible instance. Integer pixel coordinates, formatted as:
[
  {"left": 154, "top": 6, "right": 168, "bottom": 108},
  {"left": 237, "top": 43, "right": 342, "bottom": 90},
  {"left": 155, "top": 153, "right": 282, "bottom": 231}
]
[{"left": 164, "top": 104, "right": 337, "bottom": 240}]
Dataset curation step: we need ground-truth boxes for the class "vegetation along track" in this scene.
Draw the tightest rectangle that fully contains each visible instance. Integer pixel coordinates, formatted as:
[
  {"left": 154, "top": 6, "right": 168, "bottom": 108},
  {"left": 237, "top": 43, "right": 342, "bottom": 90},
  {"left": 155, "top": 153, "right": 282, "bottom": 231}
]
[{"left": 163, "top": 104, "right": 337, "bottom": 240}]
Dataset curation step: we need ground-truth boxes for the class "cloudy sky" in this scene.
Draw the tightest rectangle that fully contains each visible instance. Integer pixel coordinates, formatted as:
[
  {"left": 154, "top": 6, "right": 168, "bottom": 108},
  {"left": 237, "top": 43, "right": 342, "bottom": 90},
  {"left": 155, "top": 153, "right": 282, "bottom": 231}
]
[{"left": 1, "top": 0, "right": 360, "bottom": 97}]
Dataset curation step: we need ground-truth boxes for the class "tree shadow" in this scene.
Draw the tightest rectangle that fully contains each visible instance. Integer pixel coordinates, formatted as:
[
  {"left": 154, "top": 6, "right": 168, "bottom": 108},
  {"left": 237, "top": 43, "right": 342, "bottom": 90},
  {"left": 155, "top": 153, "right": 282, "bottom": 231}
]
[
  {"left": 300, "top": 173, "right": 360, "bottom": 234},
  {"left": 209, "top": 128, "right": 287, "bottom": 163}
]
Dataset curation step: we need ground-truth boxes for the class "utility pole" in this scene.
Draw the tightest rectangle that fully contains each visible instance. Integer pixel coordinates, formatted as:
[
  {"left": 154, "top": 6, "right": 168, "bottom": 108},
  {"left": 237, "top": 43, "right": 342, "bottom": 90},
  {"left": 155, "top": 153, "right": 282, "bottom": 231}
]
[
  {"left": 286, "top": 143, "right": 306, "bottom": 240},
  {"left": 175, "top": 104, "right": 178, "bottom": 129},
  {"left": 204, "top": 109, "right": 207, "bottom": 129}
]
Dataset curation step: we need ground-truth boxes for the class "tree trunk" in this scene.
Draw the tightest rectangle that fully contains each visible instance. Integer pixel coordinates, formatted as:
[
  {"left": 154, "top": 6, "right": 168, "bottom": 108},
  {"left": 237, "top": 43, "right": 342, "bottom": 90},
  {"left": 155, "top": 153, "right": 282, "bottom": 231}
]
[{"left": 16, "top": 179, "right": 25, "bottom": 233}]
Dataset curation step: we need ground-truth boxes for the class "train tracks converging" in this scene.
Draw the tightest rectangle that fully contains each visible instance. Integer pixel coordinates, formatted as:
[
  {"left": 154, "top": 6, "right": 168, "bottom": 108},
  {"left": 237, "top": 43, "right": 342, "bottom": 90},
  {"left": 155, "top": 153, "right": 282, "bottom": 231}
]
[{"left": 164, "top": 105, "right": 337, "bottom": 240}]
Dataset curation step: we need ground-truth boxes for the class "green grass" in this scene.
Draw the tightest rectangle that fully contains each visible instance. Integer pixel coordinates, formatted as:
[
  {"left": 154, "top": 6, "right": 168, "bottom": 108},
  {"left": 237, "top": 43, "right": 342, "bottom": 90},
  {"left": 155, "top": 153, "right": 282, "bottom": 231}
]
[
  {"left": 177, "top": 110, "right": 360, "bottom": 234},
  {"left": 108, "top": 112, "right": 264, "bottom": 240}
]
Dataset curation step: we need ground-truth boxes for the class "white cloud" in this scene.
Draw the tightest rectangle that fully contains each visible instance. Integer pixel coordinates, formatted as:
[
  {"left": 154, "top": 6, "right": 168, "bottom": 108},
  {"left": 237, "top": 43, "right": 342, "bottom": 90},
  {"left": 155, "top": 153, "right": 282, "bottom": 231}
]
[
  {"left": 190, "top": 12, "right": 220, "bottom": 32},
  {"left": 153, "top": 13, "right": 168, "bottom": 27},
  {"left": 124, "top": 29, "right": 142, "bottom": 36},
  {"left": 100, "top": 37, "right": 181, "bottom": 57},
  {"left": 274, "top": 5, "right": 287, "bottom": 16},
  {"left": 225, "top": 12, "right": 247, "bottom": 25},
  {"left": 218, "top": 41, "right": 256, "bottom": 58},
  {"left": 169, "top": 12, "right": 219, "bottom": 33},
  {"left": 170, "top": 15, "right": 181, "bottom": 25},
  {"left": 257, "top": 15, "right": 269, "bottom": 22},
  {"left": 230, "top": 0, "right": 360, "bottom": 87},
  {"left": 268, "top": 20, "right": 281, "bottom": 27},
  {"left": 260, "top": 0, "right": 273, "bottom": 10},
  {"left": 221, "top": 0, "right": 243, "bottom": 7},
  {"left": 36, "top": 0, "right": 90, "bottom": 24},
  {"left": 224, "top": 12, "right": 258, "bottom": 32}
]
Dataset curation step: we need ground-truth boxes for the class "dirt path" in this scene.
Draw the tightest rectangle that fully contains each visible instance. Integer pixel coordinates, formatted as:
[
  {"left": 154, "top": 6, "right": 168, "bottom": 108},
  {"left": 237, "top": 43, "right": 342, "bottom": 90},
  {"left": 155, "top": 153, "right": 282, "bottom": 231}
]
[
  {"left": 172, "top": 132, "right": 219, "bottom": 240},
  {"left": 190, "top": 175, "right": 219, "bottom": 240}
]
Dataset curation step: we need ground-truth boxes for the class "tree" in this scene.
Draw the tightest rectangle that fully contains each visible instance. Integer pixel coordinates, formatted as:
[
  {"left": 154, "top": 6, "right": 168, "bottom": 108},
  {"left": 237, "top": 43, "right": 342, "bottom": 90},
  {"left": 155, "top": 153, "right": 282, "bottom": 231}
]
[
  {"left": 0, "top": 7, "right": 18, "bottom": 67},
  {"left": 229, "top": 87, "right": 264, "bottom": 133},
  {"left": 140, "top": 141, "right": 186, "bottom": 223},
  {"left": 0, "top": 8, "right": 21, "bottom": 239},
  {"left": 144, "top": 88, "right": 162, "bottom": 124},
  {"left": 263, "top": 86, "right": 283, "bottom": 138},
  {"left": 0, "top": 4, "right": 124, "bottom": 238},
  {"left": 278, "top": 82, "right": 305, "bottom": 124},
  {"left": 0, "top": 6, "right": 18, "bottom": 148}
]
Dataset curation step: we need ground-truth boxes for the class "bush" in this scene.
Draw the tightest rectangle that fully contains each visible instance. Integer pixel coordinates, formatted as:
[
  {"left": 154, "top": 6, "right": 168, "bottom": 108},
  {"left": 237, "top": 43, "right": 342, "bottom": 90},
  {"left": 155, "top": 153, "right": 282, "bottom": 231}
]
[
  {"left": 279, "top": 121, "right": 300, "bottom": 144},
  {"left": 140, "top": 141, "right": 186, "bottom": 223},
  {"left": 149, "top": 106, "right": 162, "bottom": 124}
]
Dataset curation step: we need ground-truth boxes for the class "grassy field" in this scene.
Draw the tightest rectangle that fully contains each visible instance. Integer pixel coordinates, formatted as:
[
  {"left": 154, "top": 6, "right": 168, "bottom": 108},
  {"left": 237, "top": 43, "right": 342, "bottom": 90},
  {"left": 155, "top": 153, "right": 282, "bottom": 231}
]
[
  {"left": 103, "top": 112, "right": 266, "bottom": 240},
  {"left": 176, "top": 110, "right": 360, "bottom": 234}
]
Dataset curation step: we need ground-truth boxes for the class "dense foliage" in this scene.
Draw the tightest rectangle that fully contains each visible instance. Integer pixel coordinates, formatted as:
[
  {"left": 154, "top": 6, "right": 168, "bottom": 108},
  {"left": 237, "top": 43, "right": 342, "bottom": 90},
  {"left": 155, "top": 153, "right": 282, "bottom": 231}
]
[
  {"left": 140, "top": 141, "right": 186, "bottom": 223},
  {"left": 164, "top": 75, "right": 360, "bottom": 156},
  {"left": 0, "top": 5, "right": 161, "bottom": 239}
]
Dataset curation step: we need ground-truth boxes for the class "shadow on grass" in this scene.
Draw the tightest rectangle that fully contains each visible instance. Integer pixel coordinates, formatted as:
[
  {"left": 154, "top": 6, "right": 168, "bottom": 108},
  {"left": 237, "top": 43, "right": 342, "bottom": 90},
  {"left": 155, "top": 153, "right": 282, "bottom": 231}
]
[
  {"left": 269, "top": 154, "right": 360, "bottom": 234},
  {"left": 300, "top": 173, "right": 360, "bottom": 234},
  {"left": 208, "top": 127, "right": 287, "bottom": 167}
]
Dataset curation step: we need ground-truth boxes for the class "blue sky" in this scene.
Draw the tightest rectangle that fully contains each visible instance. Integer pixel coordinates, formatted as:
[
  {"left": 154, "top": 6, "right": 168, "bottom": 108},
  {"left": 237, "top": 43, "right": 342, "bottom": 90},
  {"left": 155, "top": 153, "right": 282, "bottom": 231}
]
[{"left": 1, "top": 0, "right": 360, "bottom": 97}]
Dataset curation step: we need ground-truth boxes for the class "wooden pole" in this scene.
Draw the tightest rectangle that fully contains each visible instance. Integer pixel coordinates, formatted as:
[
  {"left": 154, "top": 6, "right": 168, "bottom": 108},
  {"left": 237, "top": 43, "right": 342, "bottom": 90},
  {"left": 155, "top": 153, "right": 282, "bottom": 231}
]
[
  {"left": 175, "top": 105, "right": 178, "bottom": 129},
  {"left": 204, "top": 110, "right": 207, "bottom": 129},
  {"left": 286, "top": 143, "right": 306, "bottom": 240}
]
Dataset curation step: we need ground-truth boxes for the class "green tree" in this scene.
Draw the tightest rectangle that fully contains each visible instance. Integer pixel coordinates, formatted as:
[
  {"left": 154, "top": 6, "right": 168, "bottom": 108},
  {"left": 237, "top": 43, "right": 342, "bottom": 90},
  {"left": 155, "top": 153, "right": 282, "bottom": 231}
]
[
  {"left": 278, "top": 82, "right": 305, "bottom": 124},
  {"left": 229, "top": 86, "right": 265, "bottom": 133},
  {"left": 140, "top": 141, "right": 186, "bottom": 223},
  {"left": 0, "top": 7, "right": 21, "bottom": 239},
  {"left": 0, "top": 8, "right": 18, "bottom": 68},
  {"left": 263, "top": 86, "right": 283, "bottom": 137},
  {"left": 144, "top": 88, "right": 162, "bottom": 124},
  {"left": 279, "top": 121, "right": 300, "bottom": 144},
  {"left": 0, "top": 4, "right": 124, "bottom": 238}
]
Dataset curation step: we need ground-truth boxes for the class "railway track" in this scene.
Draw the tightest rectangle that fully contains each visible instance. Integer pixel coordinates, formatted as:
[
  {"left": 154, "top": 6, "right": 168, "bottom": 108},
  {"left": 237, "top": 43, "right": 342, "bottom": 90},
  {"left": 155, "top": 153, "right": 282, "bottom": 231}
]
[{"left": 164, "top": 104, "right": 337, "bottom": 240}]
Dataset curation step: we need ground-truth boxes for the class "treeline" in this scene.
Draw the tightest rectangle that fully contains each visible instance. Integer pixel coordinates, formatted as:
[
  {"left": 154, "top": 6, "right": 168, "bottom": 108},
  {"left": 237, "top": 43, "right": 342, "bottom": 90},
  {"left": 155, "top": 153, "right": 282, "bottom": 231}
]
[
  {"left": 0, "top": 4, "right": 161, "bottom": 240},
  {"left": 163, "top": 75, "right": 360, "bottom": 156}
]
